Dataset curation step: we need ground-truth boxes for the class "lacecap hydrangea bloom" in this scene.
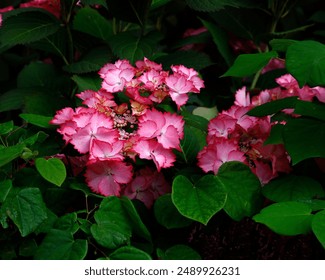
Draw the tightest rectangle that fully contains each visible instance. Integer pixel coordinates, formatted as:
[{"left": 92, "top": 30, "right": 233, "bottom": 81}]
[
  {"left": 197, "top": 73, "right": 325, "bottom": 185},
  {"left": 51, "top": 57, "right": 204, "bottom": 207}
]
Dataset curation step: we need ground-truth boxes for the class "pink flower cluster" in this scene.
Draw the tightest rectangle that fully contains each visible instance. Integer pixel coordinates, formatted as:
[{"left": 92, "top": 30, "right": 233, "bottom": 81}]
[
  {"left": 197, "top": 74, "right": 325, "bottom": 185},
  {"left": 51, "top": 58, "right": 204, "bottom": 206}
]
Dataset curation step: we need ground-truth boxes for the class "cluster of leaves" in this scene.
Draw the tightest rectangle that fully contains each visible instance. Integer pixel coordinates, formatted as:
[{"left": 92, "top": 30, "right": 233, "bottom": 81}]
[{"left": 1, "top": 0, "right": 325, "bottom": 259}]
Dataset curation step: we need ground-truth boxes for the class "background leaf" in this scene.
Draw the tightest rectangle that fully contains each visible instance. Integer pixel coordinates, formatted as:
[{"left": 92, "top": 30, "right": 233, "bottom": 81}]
[
  {"left": 0, "top": 10, "right": 60, "bottom": 49},
  {"left": 73, "top": 7, "right": 113, "bottom": 43},
  {"left": 34, "top": 229, "right": 88, "bottom": 260},
  {"left": 262, "top": 175, "right": 325, "bottom": 202}
]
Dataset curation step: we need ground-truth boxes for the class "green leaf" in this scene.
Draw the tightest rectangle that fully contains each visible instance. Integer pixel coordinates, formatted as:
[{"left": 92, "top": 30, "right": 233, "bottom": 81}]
[
  {"left": 90, "top": 196, "right": 151, "bottom": 249},
  {"left": 262, "top": 175, "right": 325, "bottom": 202},
  {"left": 17, "top": 62, "right": 59, "bottom": 89},
  {"left": 222, "top": 51, "right": 278, "bottom": 78},
  {"left": 312, "top": 210, "right": 325, "bottom": 249},
  {"left": 109, "top": 246, "right": 152, "bottom": 260},
  {"left": 0, "top": 121, "right": 14, "bottom": 135},
  {"left": 269, "top": 39, "right": 298, "bottom": 52},
  {"left": 5, "top": 187, "right": 47, "bottom": 237},
  {"left": 182, "top": 110, "right": 208, "bottom": 131},
  {"left": 294, "top": 100, "right": 325, "bottom": 122},
  {"left": 35, "top": 229, "right": 88, "bottom": 260},
  {"left": 54, "top": 212, "right": 79, "bottom": 234},
  {"left": 247, "top": 97, "right": 298, "bottom": 117},
  {"left": 0, "top": 10, "right": 60, "bottom": 49},
  {"left": 179, "top": 125, "right": 207, "bottom": 164},
  {"left": 159, "top": 244, "right": 201, "bottom": 260},
  {"left": 20, "top": 114, "right": 53, "bottom": 128},
  {"left": 72, "top": 74, "right": 101, "bottom": 91},
  {"left": 264, "top": 124, "right": 284, "bottom": 145},
  {"left": 154, "top": 194, "right": 192, "bottom": 229},
  {"left": 217, "top": 161, "right": 262, "bottom": 221},
  {"left": 120, "top": 197, "right": 152, "bottom": 249},
  {"left": 172, "top": 175, "right": 227, "bottom": 225},
  {"left": 0, "top": 179, "right": 12, "bottom": 203},
  {"left": 109, "top": 32, "right": 154, "bottom": 63},
  {"left": 63, "top": 46, "right": 112, "bottom": 74},
  {"left": 0, "top": 144, "right": 25, "bottom": 167},
  {"left": 91, "top": 223, "right": 130, "bottom": 250},
  {"left": 201, "top": 19, "right": 234, "bottom": 66},
  {"left": 286, "top": 40, "right": 325, "bottom": 87},
  {"left": 0, "top": 89, "right": 29, "bottom": 113},
  {"left": 73, "top": 7, "right": 113, "bottom": 42},
  {"left": 300, "top": 199, "right": 325, "bottom": 212},
  {"left": 35, "top": 158, "right": 67, "bottom": 187},
  {"left": 253, "top": 201, "right": 313, "bottom": 236},
  {"left": 283, "top": 117, "right": 325, "bottom": 165}
]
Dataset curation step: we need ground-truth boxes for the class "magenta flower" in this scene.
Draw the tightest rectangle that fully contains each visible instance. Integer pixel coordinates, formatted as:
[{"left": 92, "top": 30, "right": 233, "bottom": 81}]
[
  {"left": 137, "top": 109, "right": 184, "bottom": 150},
  {"left": 99, "top": 59, "right": 135, "bottom": 92},
  {"left": 133, "top": 139, "right": 176, "bottom": 171},
  {"left": 197, "top": 138, "right": 246, "bottom": 174},
  {"left": 85, "top": 160, "right": 133, "bottom": 196},
  {"left": 89, "top": 139, "right": 124, "bottom": 163}
]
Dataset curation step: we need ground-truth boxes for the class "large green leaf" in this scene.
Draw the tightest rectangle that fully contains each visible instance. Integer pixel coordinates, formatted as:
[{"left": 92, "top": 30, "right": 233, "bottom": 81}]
[
  {"left": 286, "top": 40, "right": 325, "bottom": 87},
  {"left": 172, "top": 174, "right": 227, "bottom": 225},
  {"left": 34, "top": 229, "right": 88, "bottom": 259},
  {"left": 269, "top": 39, "right": 297, "bottom": 52},
  {"left": 217, "top": 161, "right": 262, "bottom": 221},
  {"left": 35, "top": 158, "right": 67, "bottom": 187},
  {"left": 73, "top": 7, "right": 113, "bottom": 43},
  {"left": 312, "top": 210, "right": 325, "bottom": 249},
  {"left": 0, "top": 10, "right": 61, "bottom": 48},
  {"left": 253, "top": 201, "right": 313, "bottom": 236},
  {"left": 294, "top": 100, "right": 325, "bottom": 122},
  {"left": 262, "top": 175, "right": 325, "bottom": 202},
  {"left": 222, "top": 51, "right": 278, "bottom": 78},
  {"left": 109, "top": 246, "right": 152, "bottom": 260},
  {"left": 154, "top": 194, "right": 192, "bottom": 229},
  {"left": 5, "top": 187, "right": 47, "bottom": 237},
  {"left": 283, "top": 117, "right": 325, "bottom": 165}
]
